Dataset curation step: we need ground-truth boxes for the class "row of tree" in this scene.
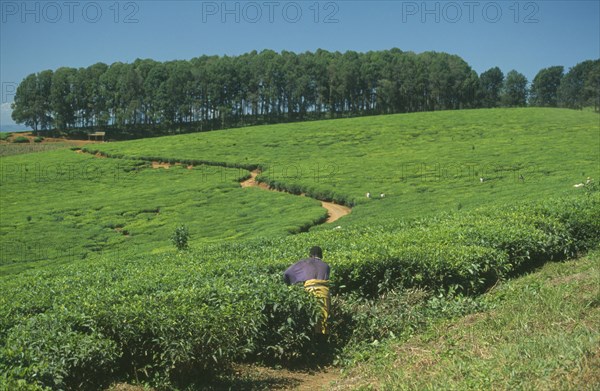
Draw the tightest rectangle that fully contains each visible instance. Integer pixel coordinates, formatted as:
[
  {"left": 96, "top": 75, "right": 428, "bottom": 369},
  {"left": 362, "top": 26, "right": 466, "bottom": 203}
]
[
  {"left": 480, "top": 61, "right": 599, "bottom": 110},
  {"left": 11, "top": 49, "right": 600, "bottom": 137}
]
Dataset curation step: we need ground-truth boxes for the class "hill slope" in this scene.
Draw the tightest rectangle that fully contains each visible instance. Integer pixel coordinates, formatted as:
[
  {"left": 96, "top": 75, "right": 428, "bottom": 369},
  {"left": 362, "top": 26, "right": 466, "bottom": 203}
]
[
  {"left": 91, "top": 108, "right": 600, "bottom": 225},
  {"left": 331, "top": 249, "right": 600, "bottom": 390}
]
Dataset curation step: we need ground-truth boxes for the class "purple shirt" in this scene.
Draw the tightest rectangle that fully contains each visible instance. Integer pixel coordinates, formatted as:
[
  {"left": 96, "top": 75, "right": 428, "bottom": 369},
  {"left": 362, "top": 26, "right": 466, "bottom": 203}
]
[{"left": 283, "top": 257, "right": 330, "bottom": 285}]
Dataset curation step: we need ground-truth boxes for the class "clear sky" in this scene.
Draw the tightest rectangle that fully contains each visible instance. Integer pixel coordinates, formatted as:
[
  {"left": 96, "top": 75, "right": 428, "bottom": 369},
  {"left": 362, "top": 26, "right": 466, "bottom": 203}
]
[{"left": 1, "top": 0, "right": 599, "bottom": 127}]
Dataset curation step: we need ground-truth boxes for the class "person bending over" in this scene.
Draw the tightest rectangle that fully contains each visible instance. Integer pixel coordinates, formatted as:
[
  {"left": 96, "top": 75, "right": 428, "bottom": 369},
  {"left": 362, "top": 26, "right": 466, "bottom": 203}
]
[{"left": 283, "top": 246, "right": 331, "bottom": 334}]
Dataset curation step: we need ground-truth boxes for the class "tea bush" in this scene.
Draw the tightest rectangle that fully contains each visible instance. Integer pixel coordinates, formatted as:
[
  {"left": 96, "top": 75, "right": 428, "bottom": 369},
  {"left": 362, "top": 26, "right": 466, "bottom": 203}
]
[{"left": 1, "top": 193, "right": 598, "bottom": 389}]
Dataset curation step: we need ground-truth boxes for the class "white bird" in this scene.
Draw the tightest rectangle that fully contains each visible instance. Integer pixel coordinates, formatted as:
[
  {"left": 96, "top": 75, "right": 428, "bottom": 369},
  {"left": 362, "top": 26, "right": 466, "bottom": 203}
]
[
  {"left": 574, "top": 183, "right": 584, "bottom": 188},
  {"left": 480, "top": 177, "right": 484, "bottom": 183},
  {"left": 380, "top": 193, "right": 385, "bottom": 198},
  {"left": 366, "top": 192, "right": 371, "bottom": 198}
]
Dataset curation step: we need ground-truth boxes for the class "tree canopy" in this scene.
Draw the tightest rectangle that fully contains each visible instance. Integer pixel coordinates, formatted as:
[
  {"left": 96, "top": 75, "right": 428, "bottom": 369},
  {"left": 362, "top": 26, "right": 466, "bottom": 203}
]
[
  {"left": 501, "top": 70, "right": 529, "bottom": 107},
  {"left": 530, "top": 66, "right": 564, "bottom": 107},
  {"left": 10, "top": 49, "right": 599, "bottom": 137}
]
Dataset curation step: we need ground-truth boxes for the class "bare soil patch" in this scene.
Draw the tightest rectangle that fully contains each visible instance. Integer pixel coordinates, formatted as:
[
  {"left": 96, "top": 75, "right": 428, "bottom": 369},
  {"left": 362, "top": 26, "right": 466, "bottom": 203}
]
[
  {"left": 105, "top": 365, "right": 340, "bottom": 391},
  {"left": 234, "top": 364, "right": 340, "bottom": 390},
  {"left": 151, "top": 161, "right": 171, "bottom": 169},
  {"left": 321, "top": 201, "right": 351, "bottom": 223},
  {"left": 240, "top": 170, "right": 270, "bottom": 189}
]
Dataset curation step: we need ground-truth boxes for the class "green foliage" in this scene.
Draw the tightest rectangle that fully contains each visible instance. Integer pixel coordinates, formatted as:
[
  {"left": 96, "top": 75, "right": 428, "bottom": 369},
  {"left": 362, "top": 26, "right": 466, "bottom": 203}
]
[
  {"left": 1, "top": 191, "right": 598, "bottom": 389},
  {"left": 336, "top": 250, "right": 600, "bottom": 390},
  {"left": 0, "top": 149, "right": 325, "bottom": 273},
  {"left": 12, "top": 136, "right": 30, "bottom": 144},
  {"left": 583, "top": 176, "right": 598, "bottom": 195},
  {"left": 0, "top": 311, "right": 119, "bottom": 391},
  {"left": 479, "top": 67, "right": 504, "bottom": 108},
  {"left": 11, "top": 50, "right": 483, "bottom": 134},
  {"left": 1, "top": 108, "right": 599, "bottom": 389},
  {"left": 501, "top": 70, "right": 528, "bottom": 107},
  {"left": 33, "top": 137, "right": 43, "bottom": 143},
  {"left": 0, "top": 143, "right": 70, "bottom": 157},
  {"left": 252, "top": 277, "right": 321, "bottom": 364},
  {"left": 10, "top": 71, "right": 53, "bottom": 131},
  {"left": 558, "top": 60, "right": 598, "bottom": 109},
  {"left": 92, "top": 108, "right": 600, "bottom": 226},
  {"left": 334, "top": 288, "right": 488, "bottom": 365},
  {"left": 170, "top": 225, "right": 190, "bottom": 251},
  {"left": 0, "top": 132, "right": 11, "bottom": 141},
  {"left": 531, "top": 189, "right": 600, "bottom": 252},
  {"left": 0, "top": 259, "right": 320, "bottom": 389},
  {"left": 530, "top": 66, "right": 564, "bottom": 107}
]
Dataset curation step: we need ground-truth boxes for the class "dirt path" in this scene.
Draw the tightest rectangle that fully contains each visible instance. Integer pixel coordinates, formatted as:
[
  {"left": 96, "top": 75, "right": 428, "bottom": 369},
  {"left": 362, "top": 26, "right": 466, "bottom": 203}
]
[
  {"left": 321, "top": 201, "right": 351, "bottom": 223},
  {"left": 150, "top": 161, "right": 194, "bottom": 169},
  {"left": 240, "top": 170, "right": 270, "bottom": 189},
  {"left": 232, "top": 364, "right": 341, "bottom": 390},
  {"left": 76, "top": 150, "right": 351, "bottom": 224},
  {"left": 79, "top": 154, "right": 346, "bottom": 390},
  {"left": 107, "top": 365, "right": 340, "bottom": 391},
  {"left": 151, "top": 161, "right": 171, "bottom": 169},
  {"left": 241, "top": 170, "right": 351, "bottom": 223}
]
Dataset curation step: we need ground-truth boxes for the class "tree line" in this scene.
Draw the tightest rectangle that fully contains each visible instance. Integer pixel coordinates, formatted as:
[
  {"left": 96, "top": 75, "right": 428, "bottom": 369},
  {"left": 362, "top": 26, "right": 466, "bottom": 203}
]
[{"left": 10, "top": 49, "right": 600, "bottom": 138}]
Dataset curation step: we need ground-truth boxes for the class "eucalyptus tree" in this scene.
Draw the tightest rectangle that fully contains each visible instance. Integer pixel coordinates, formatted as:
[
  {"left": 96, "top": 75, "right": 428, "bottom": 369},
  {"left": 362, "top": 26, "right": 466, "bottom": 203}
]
[
  {"left": 479, "top": 67, "right": 504, "bottom": 108},
  {"left": 501, "top": 70, "right": 528, "bottom": 107},
  {"left": 558, "top": 59, "right": 600, "bottom": 110},
  {"left": 530, "top": 66, "right": 564, "bottom": 107},
  {"left": 50, "top": 67, "right": 77, "bottom": 131}
]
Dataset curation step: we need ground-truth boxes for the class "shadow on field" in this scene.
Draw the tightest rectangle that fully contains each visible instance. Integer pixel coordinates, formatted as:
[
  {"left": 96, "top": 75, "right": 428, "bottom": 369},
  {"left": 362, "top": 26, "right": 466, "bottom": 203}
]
[
  {"left": 186, "top": 363, "right": 339, "bottom": 391},
  {"left": 170, "top": 332, "right": 345, "bottom": 390}
]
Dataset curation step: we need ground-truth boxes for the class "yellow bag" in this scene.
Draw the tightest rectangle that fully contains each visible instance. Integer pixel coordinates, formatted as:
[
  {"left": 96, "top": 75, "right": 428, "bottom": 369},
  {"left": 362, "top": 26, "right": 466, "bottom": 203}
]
[{"left": 304, "top": 279, "right": 331, "bottom": 334}]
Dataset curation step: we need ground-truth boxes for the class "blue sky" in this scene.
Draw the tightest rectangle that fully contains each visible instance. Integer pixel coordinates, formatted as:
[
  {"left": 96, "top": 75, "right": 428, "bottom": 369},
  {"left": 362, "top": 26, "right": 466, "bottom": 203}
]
[{"left": 1, "top": 0, "right": 599, "bottom": 127}]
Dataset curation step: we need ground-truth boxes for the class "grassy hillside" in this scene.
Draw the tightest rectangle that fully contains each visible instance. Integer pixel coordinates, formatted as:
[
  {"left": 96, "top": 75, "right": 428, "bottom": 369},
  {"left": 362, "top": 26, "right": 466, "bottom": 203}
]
[
  {"left": 1, "top": 108, "right": 599, "bottom": 389},
  {"left": 2, "top": 108, "right": 597, "bottom": 273},
  {"left": 90, "top": 108, "right": 599, "bottom": 225},
  {"left": 332, "top": 249, "right": 600, "bottom": 390},
  {"left": 0, "top": 150, "right": 325, "bottom": 274}
]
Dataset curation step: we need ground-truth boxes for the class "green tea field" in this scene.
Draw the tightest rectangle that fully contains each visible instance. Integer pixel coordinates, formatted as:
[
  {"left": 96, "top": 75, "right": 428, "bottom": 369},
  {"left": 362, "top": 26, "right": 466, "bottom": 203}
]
[
  {"left": 0, "top": 107, "right": 598, "bottom": 390},
  {"left": 88, "top": 108, "right": 599, "bottom": 225}
]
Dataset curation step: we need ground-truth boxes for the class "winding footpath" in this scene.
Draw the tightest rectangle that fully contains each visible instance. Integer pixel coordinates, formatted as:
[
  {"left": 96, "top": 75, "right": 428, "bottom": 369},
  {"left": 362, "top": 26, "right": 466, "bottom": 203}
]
[
  {"left": 77, "top": 149, "right": 351, "bottom": 224},
  {"left": 240, "top": 170, "right": 351, "bottom": 223},
  {"left": 75, "top": 148, "right": 346, "bottom": 389}
]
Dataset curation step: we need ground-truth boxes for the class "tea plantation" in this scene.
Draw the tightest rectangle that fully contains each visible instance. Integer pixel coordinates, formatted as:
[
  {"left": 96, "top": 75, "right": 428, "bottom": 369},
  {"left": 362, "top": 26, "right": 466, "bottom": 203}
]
[{"left": 0, "top": 108, "right": 598, "bottom": 389}]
